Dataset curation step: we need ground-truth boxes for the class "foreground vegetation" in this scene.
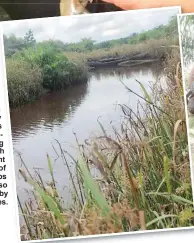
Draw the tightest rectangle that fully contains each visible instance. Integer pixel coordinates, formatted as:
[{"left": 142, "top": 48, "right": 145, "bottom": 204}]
[
  {"left": 4, "top": 16, "right": 178, "bottom": 108},
  {"left": 179, "top": 15, "right": 194, "bottom": 172},
  {"left": 17, "top": 48, "right": 194, "bottom": 241}
]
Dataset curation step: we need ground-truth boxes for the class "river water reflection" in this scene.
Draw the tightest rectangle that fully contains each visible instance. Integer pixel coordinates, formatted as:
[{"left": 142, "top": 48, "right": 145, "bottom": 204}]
[{"left": 10, "top": 63, "right": 164, "bottom": 203}]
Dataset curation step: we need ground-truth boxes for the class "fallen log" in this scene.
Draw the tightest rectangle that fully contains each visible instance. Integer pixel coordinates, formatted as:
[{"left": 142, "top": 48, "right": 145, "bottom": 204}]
[
  {"left": 118, "top": 59, "right": 159, "bottom": 67},
  {"left": 88, "top": 59, "right": 124, "bottom": 67}
]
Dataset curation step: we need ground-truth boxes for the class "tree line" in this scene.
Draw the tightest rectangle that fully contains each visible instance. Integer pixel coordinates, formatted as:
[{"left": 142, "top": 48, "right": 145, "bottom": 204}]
[{"left": 4, "top": 16, "right": 178, "bottom": 57}]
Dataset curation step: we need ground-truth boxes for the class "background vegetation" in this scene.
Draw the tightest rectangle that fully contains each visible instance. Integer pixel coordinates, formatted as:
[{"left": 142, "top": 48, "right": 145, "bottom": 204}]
[
  {"left": 4, "top": 16, "right": 177, "bottom": 56},
  {"left": 5, "top": 30, "right": 88, "bottom": 108},
  {"left": 4, "top": 16, "right": 178, "bottom": 108}
]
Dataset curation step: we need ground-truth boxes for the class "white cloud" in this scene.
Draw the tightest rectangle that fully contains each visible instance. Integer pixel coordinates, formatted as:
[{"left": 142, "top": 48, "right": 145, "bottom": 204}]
[
  {"left": 2, "top": 7, "right": 180, "bottom": 43},
  {"left": 103, "top": 29, "right": 121, "bottom": 37}
]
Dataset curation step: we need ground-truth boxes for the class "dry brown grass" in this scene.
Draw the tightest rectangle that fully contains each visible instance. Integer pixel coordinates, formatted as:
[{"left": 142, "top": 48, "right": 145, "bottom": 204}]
[
  {"left": 6, "top": 58, "right": 43, "bottom": 108},
  {"left": 65, "top": 37, "right": 179, "bottom": 64}
]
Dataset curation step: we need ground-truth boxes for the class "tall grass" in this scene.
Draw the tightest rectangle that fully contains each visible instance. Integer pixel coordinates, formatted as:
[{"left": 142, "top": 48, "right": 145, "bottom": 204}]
[
  {"left": 17, "top": 49, "right": 194, "bottom": 241},
  {"left": 6, "top": 58, "right": 43, "bottom": 107},
  {"left": 65, "top": 37, "right": 179, "bottom": 64}
]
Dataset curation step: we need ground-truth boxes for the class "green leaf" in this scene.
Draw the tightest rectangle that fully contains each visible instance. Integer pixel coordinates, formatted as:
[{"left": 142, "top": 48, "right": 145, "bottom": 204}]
[
  {"left": 136, "top": 80, "right": 152, "bottom": 103},
  {"left": 156, "top": 177, "right": 166, "bottom": 193},
  {"left": 47, "top": 153, "right": 53, "bottom": 175},
  {"left": 147, "top": 192, "right": 193, "bottom": 205},
  {"left": 78, "top": 155, "right": 111, "bottom": 216},
  {"left": 146, "top": 214, "right": 177, "bottom": 228},
  {"left": 27, "top": 178, "right": 65, "bottom": 225}
]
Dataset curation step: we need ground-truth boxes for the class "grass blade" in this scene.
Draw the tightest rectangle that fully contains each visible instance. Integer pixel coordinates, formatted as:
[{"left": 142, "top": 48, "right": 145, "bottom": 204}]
[
  {"left": 78, "top": 154, "right": 111, "bottom": 216},
  {"left": 146, "top": 214, "right": 177, "bottom": 228},
  {"left": 147, "top": 192, "right": 193, "bottom": 205},
  {"left": 136, "top": 80, "right": 152, "bottom": 103}
]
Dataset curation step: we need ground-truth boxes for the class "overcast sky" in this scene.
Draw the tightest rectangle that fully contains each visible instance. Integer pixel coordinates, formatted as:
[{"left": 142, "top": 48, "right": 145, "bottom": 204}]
[{"left": 2, "top": 7, "right": 180, "bottom": 43}]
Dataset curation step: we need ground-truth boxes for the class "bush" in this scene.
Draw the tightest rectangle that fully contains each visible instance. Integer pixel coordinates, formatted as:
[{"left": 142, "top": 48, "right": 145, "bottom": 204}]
[
  {"left": 6, "top": 58, "right": 43, "bottom": 107},
  {"left": 12, "top": 43, "right": 88, "bottom": 90}
]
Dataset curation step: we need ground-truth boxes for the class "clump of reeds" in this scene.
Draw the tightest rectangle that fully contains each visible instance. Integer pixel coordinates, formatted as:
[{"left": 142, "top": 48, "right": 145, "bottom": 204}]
[
  {"left": 17, "top": 48, "right": 194, "bottom": 241},
  {"left": 6, "top": 58, "right": 43, "bottom": 107}
]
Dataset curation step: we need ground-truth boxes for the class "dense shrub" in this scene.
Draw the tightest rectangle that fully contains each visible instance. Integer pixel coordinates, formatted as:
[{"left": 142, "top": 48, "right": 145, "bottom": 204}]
[
  {"left": 6, "top": 58, "right": 43, "bottom": 107},
  {"left": 11, "top": 43, "right": 88, "bottom": 91}
]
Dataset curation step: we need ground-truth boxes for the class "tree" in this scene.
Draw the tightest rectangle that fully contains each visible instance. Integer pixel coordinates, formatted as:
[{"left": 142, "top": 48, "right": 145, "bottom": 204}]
[
  {"left": 96, "top": 41, "right": 112, "bottom": 49},
  {"left": 138, "top": 32, "right": 147, "bottom": 42},
  {"left": 81, "top": 38, "right": 95, "bottom": 51},
  {"left": 24, "top": 29, "right": 36, "bottom": 46},
  {"left": 165, "top": 16, "right": 178, "bottom": 37},
  {"left": 3, "top": 34, "right": 26, "bottom": 57}
]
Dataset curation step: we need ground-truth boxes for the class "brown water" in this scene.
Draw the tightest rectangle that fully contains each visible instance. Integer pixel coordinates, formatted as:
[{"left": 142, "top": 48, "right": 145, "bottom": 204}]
[{"left": 10, "top": 63, "right": 164, "bottom": 204}]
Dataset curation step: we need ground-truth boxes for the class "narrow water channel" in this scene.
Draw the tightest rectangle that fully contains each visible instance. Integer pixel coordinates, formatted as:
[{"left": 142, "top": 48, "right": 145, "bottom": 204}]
[{"left": 10, "top": 63, "right": 164, "bottom": 204}]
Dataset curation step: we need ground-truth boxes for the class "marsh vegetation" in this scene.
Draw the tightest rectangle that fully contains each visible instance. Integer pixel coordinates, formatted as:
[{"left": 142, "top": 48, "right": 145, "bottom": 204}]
[
  {"left": 18, "top": 53, "right": 194, "bottom": 240},
  {"left": 4, "top": 16, "right": 177, "bottom": 107},
  {"left": 3, "top": 15, "right": 194, "bottom": 240}
]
